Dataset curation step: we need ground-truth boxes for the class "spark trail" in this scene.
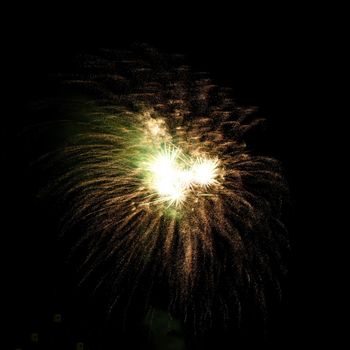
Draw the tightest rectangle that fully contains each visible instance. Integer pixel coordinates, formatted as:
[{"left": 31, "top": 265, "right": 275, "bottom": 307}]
[{"left": 35, "top": 45, "right": 289, "bottom": 330}]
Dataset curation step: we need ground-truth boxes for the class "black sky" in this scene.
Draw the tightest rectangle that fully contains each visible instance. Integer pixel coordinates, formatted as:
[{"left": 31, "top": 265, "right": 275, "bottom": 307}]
[{"left": 2, "top": 8, "right": 325, "bottom": 349}]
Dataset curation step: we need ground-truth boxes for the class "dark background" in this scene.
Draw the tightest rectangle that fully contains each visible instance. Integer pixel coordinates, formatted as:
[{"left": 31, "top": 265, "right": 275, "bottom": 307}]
[{"left": 2, "top": 8, "right": 326, "bottom": 349}]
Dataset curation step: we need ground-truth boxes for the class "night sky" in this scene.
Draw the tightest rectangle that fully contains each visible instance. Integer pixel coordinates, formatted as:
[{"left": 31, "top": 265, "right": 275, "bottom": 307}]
[{"left": 2, "top": 8, "right": 327, "bottom": 349}]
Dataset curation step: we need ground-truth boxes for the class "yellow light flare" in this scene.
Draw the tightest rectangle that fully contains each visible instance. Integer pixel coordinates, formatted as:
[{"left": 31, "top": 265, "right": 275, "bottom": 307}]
[
  {"left": 191, "top": 158, "right": 220, "bottom": 187},
  {"left": 147, "top": 146, "right": 220, "bottom": 206},
  {"left": 148, "top": 149, "right": 186, "bottom": 206}
]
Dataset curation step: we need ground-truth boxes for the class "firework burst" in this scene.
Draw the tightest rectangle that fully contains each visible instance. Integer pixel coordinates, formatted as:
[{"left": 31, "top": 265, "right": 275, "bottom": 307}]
[{"left": 35, "top": 45, "right": 288, "bottom": 330}]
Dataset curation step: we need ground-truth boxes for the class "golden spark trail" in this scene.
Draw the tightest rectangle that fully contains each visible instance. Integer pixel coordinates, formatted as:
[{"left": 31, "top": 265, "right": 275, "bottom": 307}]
[{"left": 34, "top": 46, "right": 289, "bottom": 331}]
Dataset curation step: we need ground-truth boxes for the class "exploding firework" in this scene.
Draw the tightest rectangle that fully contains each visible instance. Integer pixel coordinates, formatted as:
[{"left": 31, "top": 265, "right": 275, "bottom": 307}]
[{"left": 34, "top": 45, "right": 289, "bottom": 330}]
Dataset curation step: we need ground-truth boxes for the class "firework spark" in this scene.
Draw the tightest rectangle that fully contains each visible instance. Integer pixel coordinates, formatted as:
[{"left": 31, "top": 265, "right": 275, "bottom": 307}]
[
  {"left": 35, "top": 46, "right": 289, "bottom": 330},
  {"left": 144, "top": 143, "right": 220, "bottom": 207}
]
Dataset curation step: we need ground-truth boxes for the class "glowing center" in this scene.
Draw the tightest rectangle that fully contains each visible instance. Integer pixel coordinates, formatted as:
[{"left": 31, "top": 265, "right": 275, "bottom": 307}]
[
  {"left": 147, "top": 147, "right": 219, "bottom": 206},
  {"left": 191, "top": 158, "right": 219, "bottom": 186}
]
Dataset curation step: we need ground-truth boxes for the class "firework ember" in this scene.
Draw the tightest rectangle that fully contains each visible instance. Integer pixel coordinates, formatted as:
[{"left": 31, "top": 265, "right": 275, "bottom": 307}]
[{"left": 35, "top": 45, "right": 289, "bottom": 330}]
